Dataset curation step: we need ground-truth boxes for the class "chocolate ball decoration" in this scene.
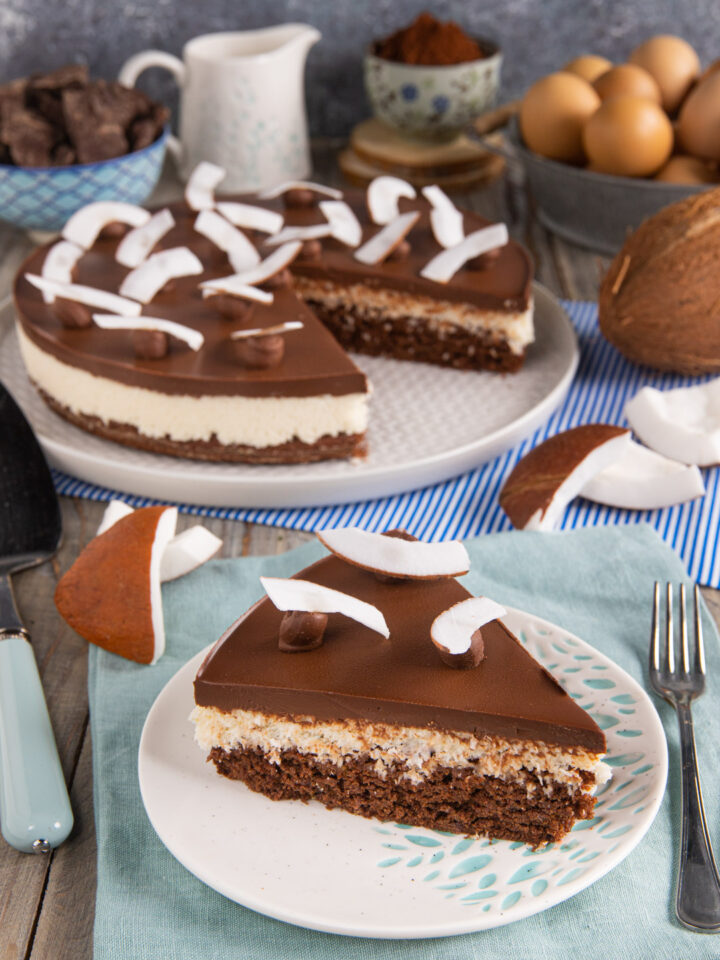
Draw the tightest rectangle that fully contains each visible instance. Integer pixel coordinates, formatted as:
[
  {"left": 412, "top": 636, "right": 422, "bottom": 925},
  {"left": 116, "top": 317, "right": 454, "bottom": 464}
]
[
  {"left": 262, "top": 268, "right": 293, "bottom": 291},
  {"left": 207, "top": 293, "right": 256, "bottom": 323},
  {"left": 468, "top": 247, "right": 502, "bottom": 270},
  {"left": 387, "top": 239, "right": 411, "bottom": 261},
  {"left": 54, "top": 297, "right": 92, "bottom": 329},
  {"left": 98, "top": 221, "right": 128, "bottom": 240},
  {"left": 132, "top": 329, "right": 169, "bottom": 360},
  {"left": 283, "top": 187, "right": 317, "bottom": 208},
  {"left": 233, "top": 333, "right": 285, "bottom": 369},
  {"left": 298, "top": 238, "right": 323, "bottom": 262},
  {"left": 435, "top": 628, "right": 486, "bottom": 669},
  {"left": 278, "top": 610, "right": 328, "bottom": 651}
]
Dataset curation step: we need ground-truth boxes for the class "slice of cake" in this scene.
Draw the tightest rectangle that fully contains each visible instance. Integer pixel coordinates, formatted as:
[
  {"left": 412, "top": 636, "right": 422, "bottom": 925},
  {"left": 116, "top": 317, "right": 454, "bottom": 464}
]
[{"left": 191, "top": 529, "right": 607, "bottom": 845}]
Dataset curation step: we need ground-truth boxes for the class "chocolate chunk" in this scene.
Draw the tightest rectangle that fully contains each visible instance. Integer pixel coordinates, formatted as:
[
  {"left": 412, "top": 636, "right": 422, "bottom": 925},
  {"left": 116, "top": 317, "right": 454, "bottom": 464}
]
[
  {"left": 54, "top": 298, "right": 92, "bottom": 329},
  {"left": 278, "top": 610, "right": 327, "bottom": 652},
  {"left": 62, "top": 85, "right": 129, "bottom": 163},
  {"left": 2, "top": 104, "right": 57, "bottom": 166},
  {"left": 132, "top": 329, "right": 169, "bottom": 359},
  {"left": 232, "top": 334, "right": 285, "bottom": 369},
  {"left": 207, "top": 293, "right": 256, "bottom": 323},
  {"left": 52, "top": 141, "right": 76, "bottom": 166},
  {"left": 283, "top": 188, "right": 316, "bottom": 209},
  {"left": 28, "top": 64, "right": 89, "bottom": 92},
  {"left": 129, "top": 116, "right": 158, "bottom": 152}
]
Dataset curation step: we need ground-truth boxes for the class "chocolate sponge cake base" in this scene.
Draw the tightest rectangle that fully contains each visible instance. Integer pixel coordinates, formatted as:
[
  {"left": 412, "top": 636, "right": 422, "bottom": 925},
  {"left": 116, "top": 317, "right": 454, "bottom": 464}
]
[
  {"left": 208, "top": 745, "right": 596, "bottom": 846},
  {"left": 301, "top": 298, "right": 525, "bottom": 374}
]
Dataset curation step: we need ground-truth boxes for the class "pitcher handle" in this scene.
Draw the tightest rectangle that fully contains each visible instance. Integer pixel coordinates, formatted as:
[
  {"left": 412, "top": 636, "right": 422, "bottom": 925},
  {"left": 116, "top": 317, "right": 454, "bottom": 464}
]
[{"left": 118, "top": 50, "right": 184, "bottom": 165}]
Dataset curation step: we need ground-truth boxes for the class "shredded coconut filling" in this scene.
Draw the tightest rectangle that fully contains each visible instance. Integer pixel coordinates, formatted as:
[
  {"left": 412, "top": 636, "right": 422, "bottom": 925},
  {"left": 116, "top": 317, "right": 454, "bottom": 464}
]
[{"left": 191, "top": 706, "right": 609, "bottom": 792}]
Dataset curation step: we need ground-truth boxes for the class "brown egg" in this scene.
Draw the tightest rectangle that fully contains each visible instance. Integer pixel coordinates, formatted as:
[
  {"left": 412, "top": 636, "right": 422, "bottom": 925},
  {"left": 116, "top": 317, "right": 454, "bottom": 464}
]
[
  {"left": 654, "top": 155, "right": 717, "bottom": 184},
  {"left": 563, "top": 55, "right": 613, "bottom": 84},
  {"left": 678, "top": 73, "right": 720, "bottom": 160},
  {"left": 593, "top": 64, "right": 661, "bottom": 103},
  {"left": 698, "top": 58, "right": 720, "bottom": 85},
  {"left": 583, "top": 95, "right": 674, "bottom": 177},
  {"left": 629, "top": 35, "right": 700, "bottom": 113},
  {"left": 519, "top": 72, "right": 601, "bottom": 164}
]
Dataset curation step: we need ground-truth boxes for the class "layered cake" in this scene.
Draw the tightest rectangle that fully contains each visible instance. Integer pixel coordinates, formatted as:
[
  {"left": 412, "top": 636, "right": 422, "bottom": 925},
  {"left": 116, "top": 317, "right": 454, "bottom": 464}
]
[
  {"left": 13, "top": 168, "right": 534, "bottom": 464},
  {"left": 192, "top": 529, "right": 607, "bottom": 844}
]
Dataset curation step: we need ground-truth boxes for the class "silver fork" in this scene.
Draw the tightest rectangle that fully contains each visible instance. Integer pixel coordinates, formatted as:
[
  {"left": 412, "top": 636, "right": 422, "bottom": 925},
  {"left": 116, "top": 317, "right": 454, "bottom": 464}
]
[{"left": 650, "top": 582, "right": 720, "bottom": 932}]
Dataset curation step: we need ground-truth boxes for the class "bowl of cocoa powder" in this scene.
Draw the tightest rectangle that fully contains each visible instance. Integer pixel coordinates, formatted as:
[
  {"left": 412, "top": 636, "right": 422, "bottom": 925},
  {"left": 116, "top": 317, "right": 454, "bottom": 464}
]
[{"left": 365, "top": 12, "right": 501, "bottom": 141}]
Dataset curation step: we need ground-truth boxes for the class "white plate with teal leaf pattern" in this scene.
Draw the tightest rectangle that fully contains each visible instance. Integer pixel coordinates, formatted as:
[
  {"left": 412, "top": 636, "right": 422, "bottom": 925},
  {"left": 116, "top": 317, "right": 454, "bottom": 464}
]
[{"left": 139, "top": 606, "right": 667, "bottom": 938}]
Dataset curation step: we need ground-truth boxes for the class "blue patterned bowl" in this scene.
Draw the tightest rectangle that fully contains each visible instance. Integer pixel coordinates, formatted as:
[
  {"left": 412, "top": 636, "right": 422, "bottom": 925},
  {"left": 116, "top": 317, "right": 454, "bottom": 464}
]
[
  {"left": 364, "top": 41, "right": 502, "bottom": 141},
  {"left": 0, "top": 128, "right": 168, "bottom": 233}
]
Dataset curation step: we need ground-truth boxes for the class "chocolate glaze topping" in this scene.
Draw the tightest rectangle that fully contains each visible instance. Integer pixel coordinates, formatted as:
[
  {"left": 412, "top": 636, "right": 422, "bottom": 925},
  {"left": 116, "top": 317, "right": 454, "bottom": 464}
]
[
  {"left": 13, "top": 189, "right": 532, "bottom": 400},
  {"left": 195, "top": 551, "right": 606, "bottom": 752}
]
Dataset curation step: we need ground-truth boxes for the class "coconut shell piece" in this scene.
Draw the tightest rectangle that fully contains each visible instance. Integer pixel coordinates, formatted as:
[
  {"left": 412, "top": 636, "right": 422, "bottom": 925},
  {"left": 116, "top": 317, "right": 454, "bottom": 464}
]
[
  {"left": 54, "top": 505, "right": 177, "bottom": 664},
  {"left": 499, "top": 424, "right": 631, "bottom": 530},
  {"left": 598, "top": 188, "right": 720, "bottom": 375}
]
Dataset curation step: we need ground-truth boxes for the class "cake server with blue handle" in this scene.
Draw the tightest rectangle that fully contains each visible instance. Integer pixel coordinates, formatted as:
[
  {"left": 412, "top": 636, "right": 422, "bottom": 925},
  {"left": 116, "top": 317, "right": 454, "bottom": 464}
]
[{"left": 0, "top": 380, "right": 73, "bottom": 853}]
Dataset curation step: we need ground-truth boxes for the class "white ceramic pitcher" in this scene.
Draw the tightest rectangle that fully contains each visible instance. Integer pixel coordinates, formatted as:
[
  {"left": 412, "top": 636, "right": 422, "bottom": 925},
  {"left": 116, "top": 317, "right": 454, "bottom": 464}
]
[{"left": 118, "top": 24, "right": 321, "bottom": 192}]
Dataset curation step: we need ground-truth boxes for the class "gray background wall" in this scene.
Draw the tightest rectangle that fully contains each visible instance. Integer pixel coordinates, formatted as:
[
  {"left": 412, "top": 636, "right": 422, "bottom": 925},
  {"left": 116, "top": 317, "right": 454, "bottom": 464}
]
[{"left": 2, "top": 0, "right": 718, "bottom": 135}]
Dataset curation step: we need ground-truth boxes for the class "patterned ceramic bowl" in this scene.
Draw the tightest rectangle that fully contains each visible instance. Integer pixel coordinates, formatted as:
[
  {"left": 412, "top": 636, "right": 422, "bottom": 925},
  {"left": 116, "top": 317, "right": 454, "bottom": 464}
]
[
  {"left": 364, "top": 40, "right": 502, "bottom": 141},
  {"left": 0, "top": 128, "right": 168, "bottom": 234}
]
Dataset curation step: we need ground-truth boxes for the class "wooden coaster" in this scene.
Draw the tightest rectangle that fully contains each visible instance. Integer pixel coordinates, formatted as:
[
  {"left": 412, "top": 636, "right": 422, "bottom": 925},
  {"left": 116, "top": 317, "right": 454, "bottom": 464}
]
[{"left": 341, "top": 118, "right": 504, "bottom": 190}]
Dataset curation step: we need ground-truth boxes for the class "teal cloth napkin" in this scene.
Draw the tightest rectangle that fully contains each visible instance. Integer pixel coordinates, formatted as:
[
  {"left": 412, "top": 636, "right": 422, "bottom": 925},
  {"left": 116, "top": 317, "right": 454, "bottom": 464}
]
[{"left": 91, "top": 526, "right": 720, "bottom": 959}]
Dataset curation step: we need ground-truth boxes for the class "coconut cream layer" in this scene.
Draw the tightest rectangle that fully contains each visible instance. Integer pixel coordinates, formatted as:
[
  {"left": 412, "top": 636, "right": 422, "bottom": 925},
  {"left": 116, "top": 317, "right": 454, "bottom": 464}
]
[
  {"left": 191, "top": 705, "right": 610, "bottom": 791},
  {"left": 295, "top": 278, "right": 534, "bottom": 356},
  {"left": 17, "top": 325, "right": 369, "bottom": 448}
]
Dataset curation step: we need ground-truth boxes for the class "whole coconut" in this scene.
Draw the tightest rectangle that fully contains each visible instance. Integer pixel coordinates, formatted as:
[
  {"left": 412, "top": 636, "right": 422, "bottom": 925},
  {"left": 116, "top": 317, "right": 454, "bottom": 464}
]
[{"left": 598, "top": 188, "right": 720, "bottom": 374}]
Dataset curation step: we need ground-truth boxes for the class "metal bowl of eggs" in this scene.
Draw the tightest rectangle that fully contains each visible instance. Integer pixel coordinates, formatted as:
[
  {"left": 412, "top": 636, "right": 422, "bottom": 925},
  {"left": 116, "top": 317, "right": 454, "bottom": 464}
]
[{"left": 473, "top": 36, "right": 720, "bottom": 255}]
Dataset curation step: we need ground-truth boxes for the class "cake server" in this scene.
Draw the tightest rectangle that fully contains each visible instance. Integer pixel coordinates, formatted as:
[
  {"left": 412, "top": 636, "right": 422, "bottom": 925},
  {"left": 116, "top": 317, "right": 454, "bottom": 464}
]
[{"left": 0, "top": 380, "right": 73, "bottom": 853}]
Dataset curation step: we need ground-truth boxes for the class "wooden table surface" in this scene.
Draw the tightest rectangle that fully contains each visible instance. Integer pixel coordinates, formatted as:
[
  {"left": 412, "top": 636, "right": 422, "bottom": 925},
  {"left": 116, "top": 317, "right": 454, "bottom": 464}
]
[{"left": 2, "top": 145, "right": 719, "bottom": 959}]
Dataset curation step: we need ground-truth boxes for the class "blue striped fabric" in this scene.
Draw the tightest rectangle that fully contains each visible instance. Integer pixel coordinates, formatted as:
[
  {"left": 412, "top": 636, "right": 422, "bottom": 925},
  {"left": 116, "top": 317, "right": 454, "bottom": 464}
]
[{"left": 53, "top": 300, "right": 720, "bottom": 586}]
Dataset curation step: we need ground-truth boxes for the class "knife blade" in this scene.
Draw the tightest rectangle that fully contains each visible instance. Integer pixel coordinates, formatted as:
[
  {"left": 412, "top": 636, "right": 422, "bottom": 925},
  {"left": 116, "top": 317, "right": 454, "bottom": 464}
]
[{"left": 0, "top": 380, "right": 73, "bottom": 853}]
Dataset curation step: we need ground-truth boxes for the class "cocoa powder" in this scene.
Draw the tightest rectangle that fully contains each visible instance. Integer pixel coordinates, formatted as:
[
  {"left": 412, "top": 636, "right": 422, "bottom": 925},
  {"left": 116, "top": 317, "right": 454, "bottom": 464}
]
[{"left": 375, "top": 12, "right": 485, "bottom": 66}]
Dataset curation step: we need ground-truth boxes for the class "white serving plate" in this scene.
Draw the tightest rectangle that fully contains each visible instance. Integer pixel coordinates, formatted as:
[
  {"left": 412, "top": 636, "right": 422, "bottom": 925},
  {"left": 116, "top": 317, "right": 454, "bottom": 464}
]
[
  {"left": 0, "top": 285, "right": 577, "bottom": 508},
  {"left": 138, "top": 606, "right": 667, "bottom": 938}
]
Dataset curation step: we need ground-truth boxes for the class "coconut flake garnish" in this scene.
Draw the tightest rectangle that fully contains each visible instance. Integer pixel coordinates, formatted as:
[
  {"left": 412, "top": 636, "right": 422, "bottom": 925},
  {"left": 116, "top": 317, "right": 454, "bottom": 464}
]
[
  {"left": 422, "top": 185, "right": 465, "bottom": 249},
  {"left": 40, "top": 241, "right": 84, "bottom": 301},
  {"left": 354, "top": 212, "right": 420, "bottom": 266},
  {"left": 431, "top": 597, "right": 507, "bottom": 654},
  {"left": 420, "top": 224, "right": 509, "bottom": 283},
  {"left": 200, "top": 241, "right": 302, "bottom": 291},
  {"left": 92, "top": 314, "right": 204, "bottom": 351},
  {"left": 26, "top": 274, "right": 141, "bottom": 316},
  {"left": 316, "top": 527, "right": 470, "bottom": 579},
  {"left": 366, "top": 176, "right": 417, "bottom": 225},
  {"left": 194, "top": 210, "right": 260, "bottom": 272},
  {"left": 185, "top": 161, "right": 226, "bottom": 211},
  {"left": 216, "top": 201, "right": 283, "bottom": 235},
  {"left": 260, "top": 576, "right": 389, "bottom": 639},
  {"left": 115, "top": 209, "right": 176, "bottom": 268},
  {"left": 580, "top": 440, "right": 705, "bottom": 509},
  {"left": 258, "top": 181, "right": 343, "bottom": 201},
  {"left": 119, "top": 247, "right": 203, "bottom": 303},
  {"left": 265, "top": 223, "right": 332, "bottom": 246},
  {"left": 230, "top": 321, "right": 303, "bottom": 340},
  {"left": 319, "top": 200, "right": 363, "bottom": 247},
  {"left": 201, "top": 282, "right": 273, "bottom": 304},
  {"left": 62, "top": 201, "right": 151, "bottom": 249},
  {"left": 625, "top": 382, "right": 720, "bottom": 466}
]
